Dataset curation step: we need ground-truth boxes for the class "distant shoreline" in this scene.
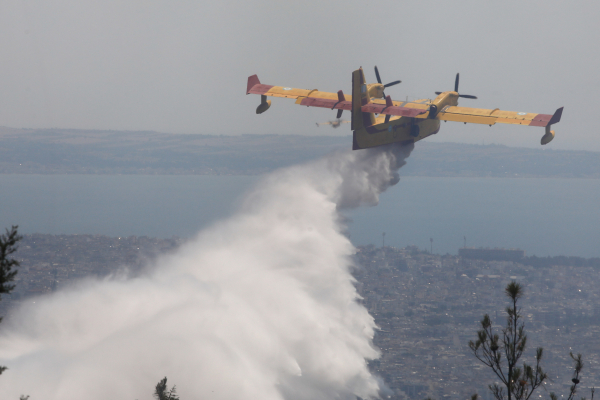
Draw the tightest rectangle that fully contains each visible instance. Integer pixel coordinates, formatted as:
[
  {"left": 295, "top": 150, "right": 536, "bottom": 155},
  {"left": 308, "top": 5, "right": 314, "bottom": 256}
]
[{"left": 1, "top": 127, "right": 599, "bottom": 178}]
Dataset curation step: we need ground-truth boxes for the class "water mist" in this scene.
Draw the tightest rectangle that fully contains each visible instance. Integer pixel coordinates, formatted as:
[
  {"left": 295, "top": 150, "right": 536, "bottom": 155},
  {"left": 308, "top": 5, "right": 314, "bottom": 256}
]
[{"left": 0, "top": 143, "right": 413, "bottom": 400}]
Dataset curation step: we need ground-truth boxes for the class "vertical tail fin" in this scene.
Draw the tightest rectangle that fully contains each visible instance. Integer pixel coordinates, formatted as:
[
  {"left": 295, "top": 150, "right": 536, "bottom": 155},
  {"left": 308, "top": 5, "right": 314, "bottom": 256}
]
[{"left": 351, "top": 68, "right": 375, "bottom": 131}]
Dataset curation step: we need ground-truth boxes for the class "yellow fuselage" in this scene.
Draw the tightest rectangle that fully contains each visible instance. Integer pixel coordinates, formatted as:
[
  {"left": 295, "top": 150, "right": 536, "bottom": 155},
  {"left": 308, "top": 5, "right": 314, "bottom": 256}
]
[{"left": 353, "top": 91, "right": 461, "bottom": 149}]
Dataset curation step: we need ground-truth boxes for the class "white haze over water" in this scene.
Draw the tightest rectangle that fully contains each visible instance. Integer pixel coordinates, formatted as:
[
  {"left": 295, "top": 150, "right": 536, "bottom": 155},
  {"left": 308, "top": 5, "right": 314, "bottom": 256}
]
[{"left": 0, "top": 143, "right": 413, "bottom": 400}]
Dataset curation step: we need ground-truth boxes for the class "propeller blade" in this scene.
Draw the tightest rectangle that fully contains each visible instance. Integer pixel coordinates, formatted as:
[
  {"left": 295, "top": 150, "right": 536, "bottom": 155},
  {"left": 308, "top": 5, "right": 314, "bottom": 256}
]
[
  {"left": 384, "top": 80, "right": 401, "bottom": 88},
  {"left": 374, "top": 66, "right": 382, "bottom": 84},
  {"left": 435, "top": 74, "right": 477, "bottom": 99},
  {"left": 336, "top": 109, "right": 343, "bottom": 119}
]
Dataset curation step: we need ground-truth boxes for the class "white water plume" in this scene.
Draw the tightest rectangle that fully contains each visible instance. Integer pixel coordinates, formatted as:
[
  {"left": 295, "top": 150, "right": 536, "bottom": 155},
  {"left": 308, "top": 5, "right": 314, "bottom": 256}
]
[{"left": 0, "top": 143, "right": 413, "bottom": 400}]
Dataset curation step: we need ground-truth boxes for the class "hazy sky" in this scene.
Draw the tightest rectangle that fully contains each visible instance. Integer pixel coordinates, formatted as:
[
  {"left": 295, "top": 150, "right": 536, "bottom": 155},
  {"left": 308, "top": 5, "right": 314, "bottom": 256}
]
[{"left": 0, "top": 0, "right": 598, "bottom": 151}]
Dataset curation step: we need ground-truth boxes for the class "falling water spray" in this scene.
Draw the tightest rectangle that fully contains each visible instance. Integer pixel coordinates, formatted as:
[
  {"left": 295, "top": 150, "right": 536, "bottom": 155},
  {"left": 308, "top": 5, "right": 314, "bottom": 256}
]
[{"left": 0, "top": 142, "right": 413, "bottom": 400}]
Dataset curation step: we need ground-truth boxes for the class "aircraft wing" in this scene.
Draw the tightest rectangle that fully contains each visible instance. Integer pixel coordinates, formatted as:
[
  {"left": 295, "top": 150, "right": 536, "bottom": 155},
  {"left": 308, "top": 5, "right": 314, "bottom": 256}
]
[
  {"left": 246, "top": 75, "right": 352, "bottom": 101},
  {"left": 362, "top": 103, "right": 427, "bottom": 118},
  {"left": 247, "top": 75, "right": 433, "bottom": 115},
  {"left": 436, "top": 106, "right": 563, "bottom": 127},
  {"left": 248, "top": 75, "right": 558, "bottom": 124}
]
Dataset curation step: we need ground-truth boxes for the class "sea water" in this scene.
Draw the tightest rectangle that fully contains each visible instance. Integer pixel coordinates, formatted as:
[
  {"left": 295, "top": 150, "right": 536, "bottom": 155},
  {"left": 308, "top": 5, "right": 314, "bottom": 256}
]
[{"left": 2, "top": 174, "right": 599, "bottom": 257}]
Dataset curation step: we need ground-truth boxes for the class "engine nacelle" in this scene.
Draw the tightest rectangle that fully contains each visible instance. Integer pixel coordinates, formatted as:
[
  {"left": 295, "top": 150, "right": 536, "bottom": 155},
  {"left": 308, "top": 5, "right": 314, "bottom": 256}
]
[
  {"left": 256, "top": 95, "right": 271, "bottom": 114},
  {"left": 541, "top": 125, "right": 555, "bottom": 145},
  {"left": 428, "top": 104, "right": 438, "bottom": 119},
  {"left": 367, "top": 83, "right": 385, "bottom": 99}
]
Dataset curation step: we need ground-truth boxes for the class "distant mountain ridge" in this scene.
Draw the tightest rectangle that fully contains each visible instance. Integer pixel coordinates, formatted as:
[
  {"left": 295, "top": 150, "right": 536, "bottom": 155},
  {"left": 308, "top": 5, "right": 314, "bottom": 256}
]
[{"left": 0, "top": 127, "right": 598, "bottom": 178}]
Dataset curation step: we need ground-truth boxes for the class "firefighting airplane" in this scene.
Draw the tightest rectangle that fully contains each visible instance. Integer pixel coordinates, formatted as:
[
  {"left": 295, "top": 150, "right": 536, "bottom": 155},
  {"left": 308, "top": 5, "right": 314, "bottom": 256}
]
[{"left": 246, "top": 66, "right": 563, "bottom": 150}]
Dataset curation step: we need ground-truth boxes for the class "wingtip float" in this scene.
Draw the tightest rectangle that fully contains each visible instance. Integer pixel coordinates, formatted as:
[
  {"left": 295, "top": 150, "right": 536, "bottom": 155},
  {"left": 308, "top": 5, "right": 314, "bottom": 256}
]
[{"left": 246, "top": 68, "right": 563, "bottom": 149}]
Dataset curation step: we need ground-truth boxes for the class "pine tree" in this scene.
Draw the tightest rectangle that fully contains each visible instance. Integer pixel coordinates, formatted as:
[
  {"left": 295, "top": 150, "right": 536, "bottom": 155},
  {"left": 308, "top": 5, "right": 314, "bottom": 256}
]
[
  {"left": 0, "top": 225, "right": 22, "bottom": 375},
  {"left": 469, "top": 281, "right": 587, "bottom": 400},
  {"left": 154, "top": 377, "right": 180, "bottom": 400},
  {"left": 0, "top": 226, "right": 21, "bottom": 304}
]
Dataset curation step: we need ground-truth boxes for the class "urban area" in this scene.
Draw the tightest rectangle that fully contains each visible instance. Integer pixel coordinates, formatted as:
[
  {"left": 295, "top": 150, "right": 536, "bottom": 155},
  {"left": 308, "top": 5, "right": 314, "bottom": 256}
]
[{"left": 4, "top": 234, "right": 600, "bottom": 400}]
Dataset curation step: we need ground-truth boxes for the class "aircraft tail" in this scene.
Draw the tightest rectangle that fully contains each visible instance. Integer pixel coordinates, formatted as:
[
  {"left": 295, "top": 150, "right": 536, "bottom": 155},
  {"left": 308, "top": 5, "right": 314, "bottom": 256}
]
[{"left": 351, "top": 68, "right": 376, "bottom": 149}]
